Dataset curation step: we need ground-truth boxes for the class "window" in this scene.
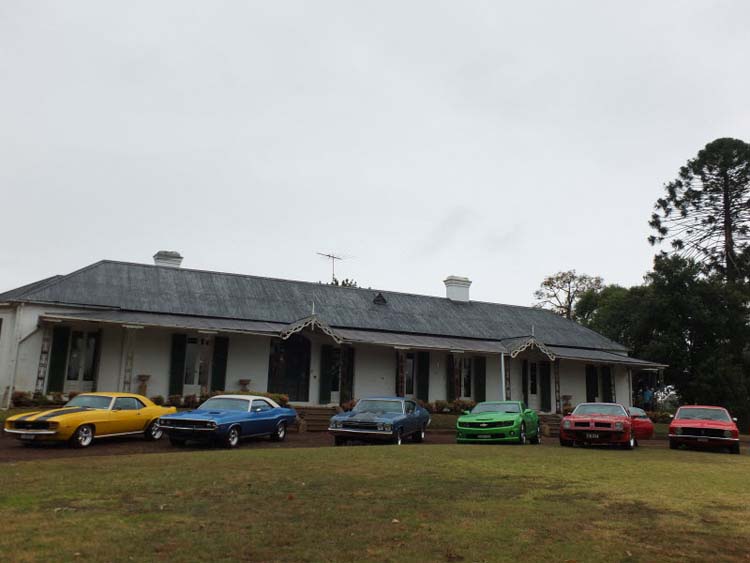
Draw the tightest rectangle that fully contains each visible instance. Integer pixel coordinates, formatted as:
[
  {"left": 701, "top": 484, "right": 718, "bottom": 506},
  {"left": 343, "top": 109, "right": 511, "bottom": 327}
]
[
  {"left": 251, "top": 399, "right": 273, "bottom": 412},
  {"left": 184, "top": 337, "right": 212, "bottom": 387},
  {"left": 530, "top": 363, "right": 538, "bottom": 395},
  {"left": 66, "top": 331, "right": 100, "bottom": 383},
  {"left": 405, "top": 400, "right": 416, "bottom": 414},
  {"left": 404, "top": 353, "right": 416, "bottom": 395},
  {"left": 113, "top": 397, "right": 144, "bottom": 410},
  {"left": 460, "top": 358, "right": 472, "bottom": 398}
]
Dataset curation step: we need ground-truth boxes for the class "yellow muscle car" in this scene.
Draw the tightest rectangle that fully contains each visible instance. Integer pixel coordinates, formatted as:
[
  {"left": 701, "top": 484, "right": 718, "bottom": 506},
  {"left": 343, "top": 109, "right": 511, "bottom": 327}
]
[{"left": 3, "top": 392, "right": 177, "bottom": 448}]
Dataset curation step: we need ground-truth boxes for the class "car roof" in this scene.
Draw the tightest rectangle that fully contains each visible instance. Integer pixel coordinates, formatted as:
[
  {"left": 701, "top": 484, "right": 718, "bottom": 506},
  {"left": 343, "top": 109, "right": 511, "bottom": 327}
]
[
  {"left": 479, "top": 400, "right": 521, "bottom": 404},
  {"left": 677, "top": 405, "right": 727, "bottom": 410},
  {"left": 77, "top": 392, "right": 143, "bottom": 398},
  {"left": 208, "top": 394, "right": 281, "bottom": 407},
  {"left": 359, "top": 397, "right": 406, "bottom": 401}
]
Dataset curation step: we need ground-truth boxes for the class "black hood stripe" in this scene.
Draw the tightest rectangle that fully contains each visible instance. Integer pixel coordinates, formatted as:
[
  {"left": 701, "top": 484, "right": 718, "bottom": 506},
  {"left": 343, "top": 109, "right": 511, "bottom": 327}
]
[
  {"left": 35, "top": 407, "right": 92, "bottom": 421},
  {"left": 14, "top": 412, "right": 41, "bottom": 421}
]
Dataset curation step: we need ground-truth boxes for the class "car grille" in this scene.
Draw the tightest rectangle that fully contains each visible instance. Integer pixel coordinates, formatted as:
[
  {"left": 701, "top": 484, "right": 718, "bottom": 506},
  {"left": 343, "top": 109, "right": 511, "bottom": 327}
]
[
  {"left": 12, "top": 421, "right": 50, "bottom": 430},
  {"left": 462, "top": 433, "right": 506, "bottom": 439},
  {"left": 461, "top": 421, "right": 513, "bottom": 428},
  {"left": 574, "top": 422, "right": 589, "bottom": 427},
  {"left": 680, "top": 427, "right": 726, "bottom": 438},
  {"left": 342, "top": 421, "right": 379, "bottom": 430},
  {"left": 594, "top": 422, "right": 611, "bottom": 428},
  {"left": 160, "top": 419, "right": 213, "bottom": 429}
]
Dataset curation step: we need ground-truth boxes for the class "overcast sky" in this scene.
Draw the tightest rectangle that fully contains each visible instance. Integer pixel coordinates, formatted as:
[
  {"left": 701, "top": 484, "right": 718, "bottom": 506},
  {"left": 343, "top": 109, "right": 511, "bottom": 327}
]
[{"left": 1, "top": 2, "right": 749, "bottom": 305}]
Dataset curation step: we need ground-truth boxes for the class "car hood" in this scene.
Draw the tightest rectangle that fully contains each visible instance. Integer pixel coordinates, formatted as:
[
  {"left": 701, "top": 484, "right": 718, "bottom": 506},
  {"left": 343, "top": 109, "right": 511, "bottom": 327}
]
[
  {"left": 331, "top": 411, "right": 403, "bottom": 423},
  {"left": 7, "top": 406, "right": 105, "bottom": 422},
  {"left": 160, "top": 409, "right": 241, "bottom": 422},
  {"left": 457, "top": 412, "right": 520, "bottom": 423},
  {"left": 670, "top": 419, "right": 736, "bottom": 430}
]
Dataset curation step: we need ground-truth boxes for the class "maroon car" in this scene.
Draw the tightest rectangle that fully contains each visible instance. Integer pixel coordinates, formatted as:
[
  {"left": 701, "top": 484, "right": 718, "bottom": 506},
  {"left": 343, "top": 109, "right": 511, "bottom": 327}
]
[
  {"left": 559, "top": 402, "right": 636, "bottom": 449},
  {"left": 628, "top": 407, "right": 655, "bottom": 440},
  {"left": 669, "top": 406, "right": 740, "bottom": 454}
]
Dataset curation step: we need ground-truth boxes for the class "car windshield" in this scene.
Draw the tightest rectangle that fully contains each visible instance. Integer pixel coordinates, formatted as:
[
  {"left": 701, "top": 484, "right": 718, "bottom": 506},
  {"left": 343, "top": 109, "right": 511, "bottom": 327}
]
[
  {"left": 353, "top": 400, "right": 403, "bottom": 414},
  {"left": 197, "top": 398, "right": 250, "bottom": 412},
  {"left": 675, "top": 407, "right": 730, "bottom": 422},
  {"left": 629, "top": 407, "right": 649, "bottom": 418},
  {"left": 573, "top": 404, "right": 627, "bottom": 417},
  {"left": 65, "top": 395, "right": 112, "bottom": 409},
  {"left": 471, "top": 402, "right": 521, "bottom": 414}
]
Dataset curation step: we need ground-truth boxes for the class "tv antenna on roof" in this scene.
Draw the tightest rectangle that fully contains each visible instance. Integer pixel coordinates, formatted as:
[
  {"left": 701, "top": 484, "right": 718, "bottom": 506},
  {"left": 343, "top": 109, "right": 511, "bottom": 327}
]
[{"left": 317, "top": 252, "right": 345, "bottom": 284}]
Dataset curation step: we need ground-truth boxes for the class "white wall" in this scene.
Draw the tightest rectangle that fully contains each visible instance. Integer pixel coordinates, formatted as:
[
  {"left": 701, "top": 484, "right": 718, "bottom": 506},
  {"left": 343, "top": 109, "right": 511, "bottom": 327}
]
[
  {"left": 353, "top": 344, "right": 395, "bottom": 398},
  {"left": 428, "top": 351, "right": 447, "bottom": 402},
  {"left": 559, "top": 360, "right": 586, "bottom": 409},
  {"left": 225, "top": 334, "right": 270, "bottom": 393},
  {"left": 0, "top": 307, "right": 17, "bottom": 402},
  {"left": 97, "top": 326, "right": 123, "bottom": 392},
  {"left": 614, "top": 365, "right": 632, "bottom": 407},
  {"left": 485, "top": 355, "right": 503, "bottom": 401}
]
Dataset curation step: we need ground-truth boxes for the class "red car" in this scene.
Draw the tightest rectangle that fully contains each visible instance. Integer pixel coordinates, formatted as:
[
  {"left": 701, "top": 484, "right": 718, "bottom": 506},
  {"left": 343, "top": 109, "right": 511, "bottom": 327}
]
[
  {"left": 559, "top": 402, "right": 636, "bottom": 449},
  {"left": 669, "top": 406, "right": 740, "bottom": 454},
  {"left": 628, "top": 407, "right": 655, "bottom": 440}
]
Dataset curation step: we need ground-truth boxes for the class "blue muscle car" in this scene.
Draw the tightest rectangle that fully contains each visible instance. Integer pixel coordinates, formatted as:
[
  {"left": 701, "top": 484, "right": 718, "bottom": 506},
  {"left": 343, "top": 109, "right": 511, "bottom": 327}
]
[
  {"left": 328, "top": 397, "right": 431, "bottom": 446},
  {"left": 157, "top": 394, "right": 297, "bottom": 448}
]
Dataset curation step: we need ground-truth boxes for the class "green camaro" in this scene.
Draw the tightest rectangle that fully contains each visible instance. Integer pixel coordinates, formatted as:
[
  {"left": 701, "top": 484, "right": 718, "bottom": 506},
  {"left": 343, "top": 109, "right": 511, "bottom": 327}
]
[{"left": 456, "top": 401, "right": 541, "bottom": 444}]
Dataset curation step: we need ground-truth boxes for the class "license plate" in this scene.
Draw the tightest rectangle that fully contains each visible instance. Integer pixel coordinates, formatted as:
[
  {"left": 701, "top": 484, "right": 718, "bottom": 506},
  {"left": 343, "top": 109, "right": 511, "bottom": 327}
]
[
  {"left": 585, "top": 433, "right": 599, "bottom": 439},
  {"left": 477, "top": 435, "right": 491, "bottom": 439},
  {"left": 697, "top": 437, "right": 709, "bottom": 442},
  {"left": 19, "top": 434, "right": 35, "bottom": 441}
]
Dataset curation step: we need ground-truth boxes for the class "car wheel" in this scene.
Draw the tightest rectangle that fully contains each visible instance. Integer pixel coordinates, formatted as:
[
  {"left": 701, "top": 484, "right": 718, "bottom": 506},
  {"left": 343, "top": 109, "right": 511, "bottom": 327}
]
[
  {"left": 669, "top": 438, "right": 678, "bottom": 450},
  {"left": 70, "top": 424, "right": 94, "bottom": 448},
  {"left": 518, "top": 423, "right": 527, "bottom": 445},
  {"left": 169, "top": 437, "right": 187, "bottom": 447},
  {"left": 224, "top": 426, "right": 240, "bottom": 449},
  {"left": 271, "top": 422, "right": 287, "bottom": 442},
  {"left": 412, "top": 425, "right": 426, "bottom": 443},
  {"left": 144, "top": 420, "right": 163, "bottom": 441},
  {"left": 559, "top": 438, "right": 573, "bottom": 447},
  {"left": 623, "top": 432, "right": 636, "bottom": 450},
  {"left": 334, "top": 436, "right": 347, "bottom": 446},
  {"left": 530, "top": 424, "right": 542, "bottom": 445},
  {"left": 731, "top": 443, "right": 741, "bottom": 455},
  {"left": 393, "top": 428, "right": 403, "bottom": 446}
]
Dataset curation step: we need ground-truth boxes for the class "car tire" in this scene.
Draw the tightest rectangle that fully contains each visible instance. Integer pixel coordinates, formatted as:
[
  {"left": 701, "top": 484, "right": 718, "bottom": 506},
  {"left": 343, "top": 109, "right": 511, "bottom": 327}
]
[
  {"left": 669, "top": 438, "right": 678, "bottom": 450},
  {"left": 169, "top": 437, "right": 187, "bottom": 447},
  {"left": 412, "top": 425, "right": 426, "bottom": 443},
  {"left": 518, "top": 423, "right": 527, "bottom": 445},
  {"left": 730, "top": 443, "right": 741, "bottom": 455},
  {"left": 224, "top": 426, "right": 241, "bottom": 449},
  {"left": 334, "top": 436, "right": 346, "bottom": 447},
  {"left": 623, "top": 432, "right": 636, "bottom": 450},
  {"left": 559, "top": 438, "right": 573, "bottom": 447},
  {"left": 393, "top": 428, "right": 403, "bottom": 446},
  {"left": 271, "top": 422, "right": 287, "bottom": 442},
  {"left": 144, "top": 420, "right": 163, "bottom": 441},
  {"left": 70, "top": 424, "right": 95, "bottom": 448},
  {"left": 530, "top": 424, "right": 542, "bottom": 445}
]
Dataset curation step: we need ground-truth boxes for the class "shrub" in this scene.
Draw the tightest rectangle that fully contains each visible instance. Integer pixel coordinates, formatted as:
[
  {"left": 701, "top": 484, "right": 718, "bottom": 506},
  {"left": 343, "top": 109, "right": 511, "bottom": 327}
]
[
  {"left": 451, "top": 399, "right": 476, "bottom": 413},
  {"left": 340, "top": 399, "right": 358, "bottom": 412},
  {"left": 11, "top": 391, "right": 32, "bottom": 407},
  {"left": 50, "top": 392, "right": 65, "bottom": 405},
  {"left": 150, "top": 395, "right": 165, "bottom": 406},
  {"left": 67, "top": 391, "right": 80, "bottom": 401},
  {"left": 167, "top": 394, "right": 183, "bottom": 407},
  {"left": 32, "top": 391, "right": 51, "bottom": 406},
  {"left": 183, "top": 394, "right": 200, "bottom": 409},
  {"left": 433, "top": 400, "right": 451, "bottom": 413},
  {"left": 647, "top": 410, "right": 673, "bottom": 423}
]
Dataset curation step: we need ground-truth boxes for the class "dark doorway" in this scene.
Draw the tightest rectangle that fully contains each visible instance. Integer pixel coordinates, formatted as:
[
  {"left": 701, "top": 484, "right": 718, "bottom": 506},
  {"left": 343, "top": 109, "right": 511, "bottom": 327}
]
[
  {"left": 585, "top": 365, "right": 598, "bottom": 403},
  {"left": 540, "top": 361, "right": 552, "bottom": 412},
  {"left": 521, "top": 360, "right": 529, "bottom": 407},
  {"left": 267, "top": 334, "right": 311, "bottom": 402},
  {"left": 601, "top": 366, "right": 613, "bottom": 402},
  {"left": 319, "top": 345, "right": 354, "bottom": 404}
]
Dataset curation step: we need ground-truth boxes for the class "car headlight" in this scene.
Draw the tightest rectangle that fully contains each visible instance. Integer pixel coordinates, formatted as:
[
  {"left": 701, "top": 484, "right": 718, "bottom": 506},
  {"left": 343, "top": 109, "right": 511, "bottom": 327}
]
[
  {"left": 563, "top": 420, "right": 571, "bottom": 429},
  {"left": 335, "top": 421, "right": 343, "bottom": 429},
  {"left": 207, "top": 421, "right": 217, "bottom": 429},
  {"left": 384, "top": 423, "right": 392, "bottom": 432},
  {"left": 724, "top": 430, "right": 732, "bottom": 438},
  {"left": 614, "top": 422, "right": 624, "bottom": 431}
]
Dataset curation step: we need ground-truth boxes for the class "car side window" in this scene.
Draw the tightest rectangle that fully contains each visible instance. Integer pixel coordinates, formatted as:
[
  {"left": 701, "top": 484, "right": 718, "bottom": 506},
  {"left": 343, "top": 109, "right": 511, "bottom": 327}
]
[
  {"left": 113, "top": 397, "right": 143, "bottom": 410},
  {"left": 405, "top": 401, "right": 416, "bottom": 414},
  {"left": 251, "top": 399, "right": 272, "bottom": 412}
]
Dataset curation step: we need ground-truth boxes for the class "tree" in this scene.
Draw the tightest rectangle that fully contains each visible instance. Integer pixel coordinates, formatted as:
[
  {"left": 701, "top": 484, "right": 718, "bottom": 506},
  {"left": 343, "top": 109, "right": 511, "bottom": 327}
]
[
  {"left": 330, "top": 276, "right": 358, "bottom": 288},
  {"left": 533, "top": 270, "right": 603, "bottom": 319},
  {"left": 648, "top": 138, "right": 750, "bottom": 282}
]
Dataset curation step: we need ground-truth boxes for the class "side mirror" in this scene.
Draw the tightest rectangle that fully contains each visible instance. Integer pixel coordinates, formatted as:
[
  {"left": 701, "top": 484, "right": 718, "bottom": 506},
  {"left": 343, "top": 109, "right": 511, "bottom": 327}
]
[
  {"left": 463, "top": 410, "right": 470, "bottom": 415},
  {"left": 668, "top": 414, "right": 674, "bottom": 419},
  {"left": 733, "top": 417, "right": 738, "bottom": 423},
  {"left": 525, "top": 409, "right": 534, "bottom": 415}
]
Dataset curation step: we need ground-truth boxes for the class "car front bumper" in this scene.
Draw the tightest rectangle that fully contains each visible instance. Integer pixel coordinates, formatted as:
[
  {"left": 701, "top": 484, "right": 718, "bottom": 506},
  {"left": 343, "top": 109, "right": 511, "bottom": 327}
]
[
  {"left": 4, "top": 428, "right": 61, "bottom": 442},
  {"left": 669, "top": 434, "right": 739, "bottom": 447},
  {"left": 456, "top": 425, "right": 520, "bottom": 442},
  {"left": 559, "top": 429, "right": 629, "bottom": 444},
  {"left": 328, "top": 428, "right": 395, "bottom": 442}
]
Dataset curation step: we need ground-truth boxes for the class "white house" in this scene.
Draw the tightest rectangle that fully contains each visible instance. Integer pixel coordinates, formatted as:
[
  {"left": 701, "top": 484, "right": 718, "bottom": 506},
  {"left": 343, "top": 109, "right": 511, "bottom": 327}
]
[{"left": 0, "top": 252, "right": 662, "bottom": 412}]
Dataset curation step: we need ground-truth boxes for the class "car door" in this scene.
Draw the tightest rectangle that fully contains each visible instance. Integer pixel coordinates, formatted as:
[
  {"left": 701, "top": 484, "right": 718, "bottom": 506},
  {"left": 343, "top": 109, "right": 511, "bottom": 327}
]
[
  {"left": 249, "top": 399, "right": 276, "bottom": 435},
  {"left": 109, "top": 397, "right": 146, "bottom": 434},
  {"left": 403, "top": 400, "right": 418, "bottom": 434},
  {"left": 629, "top": 408, "right": 653, "bottom": 440}
]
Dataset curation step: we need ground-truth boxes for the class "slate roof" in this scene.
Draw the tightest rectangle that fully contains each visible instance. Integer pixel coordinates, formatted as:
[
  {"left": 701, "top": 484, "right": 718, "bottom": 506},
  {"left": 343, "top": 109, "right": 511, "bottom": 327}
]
[{"left": 0, "top": 260, "right": 628, "bottom": 352}]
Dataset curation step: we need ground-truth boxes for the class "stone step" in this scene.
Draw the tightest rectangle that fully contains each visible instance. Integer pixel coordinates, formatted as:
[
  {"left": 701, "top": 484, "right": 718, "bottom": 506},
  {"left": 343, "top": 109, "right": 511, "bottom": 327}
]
[{"left": 291, "top": 405, "right": 338, "bottom": 432}]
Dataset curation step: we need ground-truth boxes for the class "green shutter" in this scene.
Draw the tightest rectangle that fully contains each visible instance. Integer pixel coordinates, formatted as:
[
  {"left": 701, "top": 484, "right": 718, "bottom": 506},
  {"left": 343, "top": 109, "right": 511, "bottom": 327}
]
[
  {"left": 319, "top": 345, "right": 332, "bottom": 404},
  {"left": 341, "top": 347, "right": 355, "bottom": 404},
  {"left": 416, "top": 351, "right": 430, "bottom": 402},
  {"left": 210, "top": 337, "right": 229, "bottom": 392},
  {"left": 169, "top": 334, "right": 187, "bottom": 396},
  {"left": 474, "top": 357, "right": 486, "bottom": 402},
  {"left": 446, "top": 354, "right": 456, "bottom": 401},
  {"left": 47, "top": 326, "right": 71, "bottom": 393}
]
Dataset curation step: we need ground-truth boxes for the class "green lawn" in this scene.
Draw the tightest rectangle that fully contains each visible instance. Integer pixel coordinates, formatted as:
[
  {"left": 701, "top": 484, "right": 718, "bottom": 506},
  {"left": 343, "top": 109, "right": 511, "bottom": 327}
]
[{"left": 1, "top": 445, "right": 749, "bottom": 562}]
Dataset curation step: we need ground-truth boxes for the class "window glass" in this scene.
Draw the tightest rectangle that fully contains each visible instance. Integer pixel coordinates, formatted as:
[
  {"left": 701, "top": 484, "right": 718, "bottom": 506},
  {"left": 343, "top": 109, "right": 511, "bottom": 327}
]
[
  {"left": 461, "top": 358, "right": 472, "bottom": 398},
  {"left": 405, "top": 401, "right": 416, "bottom": 414},
  {"left": 198, "top": 398, "right": 250, "bottom": 411},
  {"left": 472, "top": 402, "right": 521, "bottom": 414},
  {"left": 675, "top": 407, "right": 730, "bottom": 422},
  {"left": 404, "top": 353, "right": 416, "bottom": 396},
  {"left": 629, "top": 407, "right": 648, "bottom": 418},
  {"left": 114, "top": 397, "right": 143, "bottom": 410},
  {"left": 65, "top": 394, "right": 112, "bottom": 409},
  {"left": 353, "top": 400, "right": 403, "bottom": 414},
  {"left": 251, "top": 399, "right": 272, "bottom": 412},
  {"left": 184, "top": 337, "right": 212, "bottom": 386},
  {"left": 573, "top": 403, "right": 627, "bottom": 417}
]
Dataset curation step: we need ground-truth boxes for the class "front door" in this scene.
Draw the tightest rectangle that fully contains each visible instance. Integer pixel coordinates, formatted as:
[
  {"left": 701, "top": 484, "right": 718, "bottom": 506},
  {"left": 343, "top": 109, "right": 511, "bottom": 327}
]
[
  {"left": 540, "top": 362, "right": 552, "bottom": 412},
  {"left": 183, "top": 337, "right": 213, "bottom": 397},
  {"left": 585, "top": 365, "right": 598, "bottom": 402},
  {"left": 63, "top": 331, "right": 101, "bottom": 394},
  {"left": 268, "top": 334, "right": 311, "bottom": 402}
]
